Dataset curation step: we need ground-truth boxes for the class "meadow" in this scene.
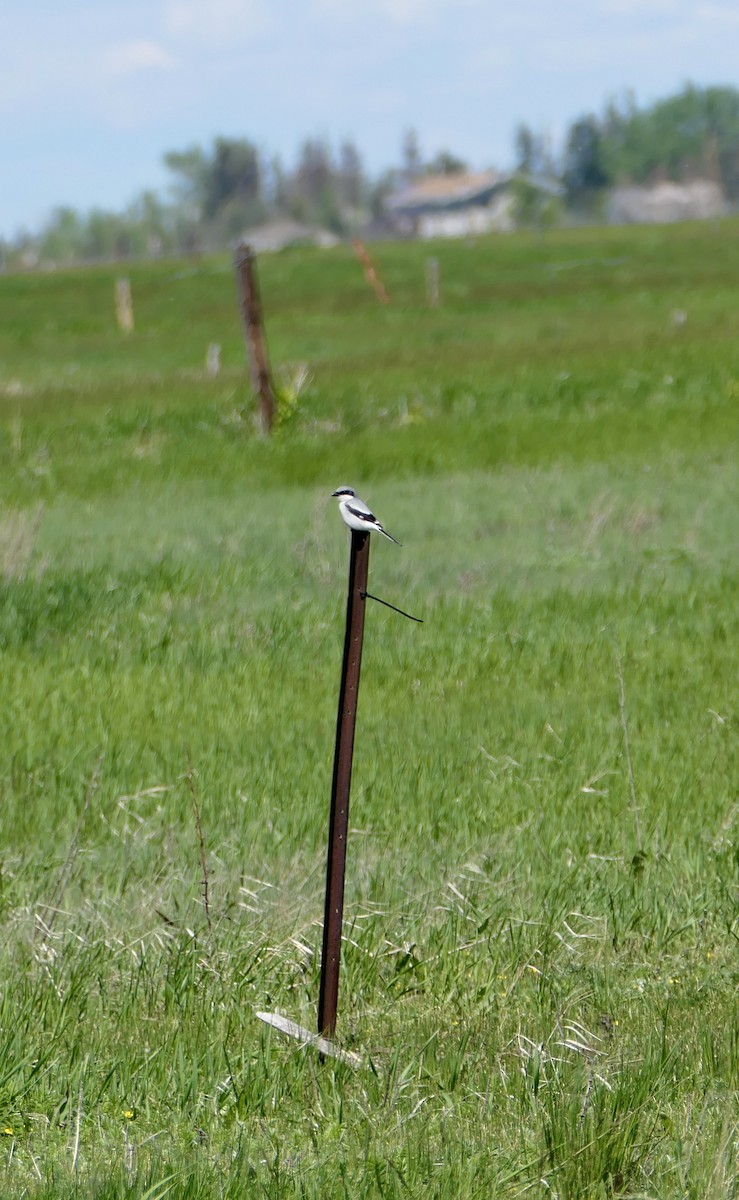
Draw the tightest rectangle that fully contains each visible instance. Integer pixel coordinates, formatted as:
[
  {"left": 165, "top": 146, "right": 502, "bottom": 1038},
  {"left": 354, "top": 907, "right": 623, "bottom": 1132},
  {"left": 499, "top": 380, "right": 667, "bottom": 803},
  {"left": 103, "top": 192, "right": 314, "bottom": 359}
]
[{"left": 0, "top": 221, "right": 737, "bottom": 1197}]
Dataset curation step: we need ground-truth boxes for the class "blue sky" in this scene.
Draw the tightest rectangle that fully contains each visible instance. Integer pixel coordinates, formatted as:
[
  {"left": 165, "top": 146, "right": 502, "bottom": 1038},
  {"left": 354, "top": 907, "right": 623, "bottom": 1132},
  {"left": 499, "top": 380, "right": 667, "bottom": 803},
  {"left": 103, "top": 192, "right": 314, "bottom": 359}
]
[{"left": 2, "top": 0, "right": 738, "bottom": 237}]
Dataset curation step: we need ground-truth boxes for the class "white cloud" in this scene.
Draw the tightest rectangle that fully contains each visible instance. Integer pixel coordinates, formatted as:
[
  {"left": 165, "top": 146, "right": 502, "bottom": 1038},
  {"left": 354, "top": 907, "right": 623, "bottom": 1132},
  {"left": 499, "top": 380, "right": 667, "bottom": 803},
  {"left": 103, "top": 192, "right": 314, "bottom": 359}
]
[
  {"left": 103, "top": 41, "right": 176, "bottom": 77},
  {"left": 367, "top": 0, "right": 442, "bottom": 19},
  {"left": 164, "top": 0, "right": 272, "bottom": 41},
  {"left": 598, "top": 0, "right": 681, "bottom": 13},
  {"left": 313, "top": 0, "right": 481, "bottom": 24},
  {"left": 695, "top": 2, "right": 739, "bottom": 24}
]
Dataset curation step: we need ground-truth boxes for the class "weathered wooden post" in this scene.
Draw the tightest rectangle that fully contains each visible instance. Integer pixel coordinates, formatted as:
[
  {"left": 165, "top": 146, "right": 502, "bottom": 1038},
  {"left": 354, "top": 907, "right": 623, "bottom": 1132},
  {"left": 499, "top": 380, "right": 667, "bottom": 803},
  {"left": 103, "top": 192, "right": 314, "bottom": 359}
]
[
  {"left": 318, "top": 529, "right": 370, "bottom": 1037},
  {"left": 426, "top": 256, "right": 440, "bottom": 307},
  {"left": 115, "top": 278, "right": 134, "bottom": 333},
  {"left": 235, "top": 243, "right": 276, "bottom": 433},
  {"left": 205, "top": 342, "right": 221, "bottom": 378}
]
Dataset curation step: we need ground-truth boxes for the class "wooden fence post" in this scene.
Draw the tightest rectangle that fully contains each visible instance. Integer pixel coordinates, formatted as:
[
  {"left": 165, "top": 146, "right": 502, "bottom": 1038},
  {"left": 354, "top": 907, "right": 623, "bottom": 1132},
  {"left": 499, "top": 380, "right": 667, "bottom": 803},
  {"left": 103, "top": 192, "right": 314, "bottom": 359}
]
[
  {"left": 115, "top": 278, "right": 134, "bottom": 333},
  {"left": 205, "top": 343, "right": 221, "bottom": 378},
  {"left": 426, "top": 257, "right": 440, "bottom": 307},
  {"left": 235, "top": 243, "right": 276, "bottom": 433}
]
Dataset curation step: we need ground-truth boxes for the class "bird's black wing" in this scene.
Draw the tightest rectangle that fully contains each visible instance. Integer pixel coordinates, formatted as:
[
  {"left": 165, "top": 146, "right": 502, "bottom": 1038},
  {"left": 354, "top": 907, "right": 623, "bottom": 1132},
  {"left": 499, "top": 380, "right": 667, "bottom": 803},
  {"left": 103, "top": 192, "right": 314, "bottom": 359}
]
[{"left": 345, "top": 502, "right": 376, "bottom": 523}]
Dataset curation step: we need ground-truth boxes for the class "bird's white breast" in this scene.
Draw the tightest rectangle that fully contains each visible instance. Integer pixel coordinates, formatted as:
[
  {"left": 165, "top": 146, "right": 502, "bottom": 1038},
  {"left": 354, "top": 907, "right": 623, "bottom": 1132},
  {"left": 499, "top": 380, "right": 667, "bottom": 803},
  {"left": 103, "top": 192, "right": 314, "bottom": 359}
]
[{"left": 339, "top": 499, "right": 371, "bottom": 530}]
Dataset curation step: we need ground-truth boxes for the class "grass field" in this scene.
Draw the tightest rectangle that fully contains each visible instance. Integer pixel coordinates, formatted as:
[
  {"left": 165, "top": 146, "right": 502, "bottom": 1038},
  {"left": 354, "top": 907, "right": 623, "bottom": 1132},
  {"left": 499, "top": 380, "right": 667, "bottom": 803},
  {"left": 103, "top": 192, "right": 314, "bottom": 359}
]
[{"left": 0, "top": 221, "right": 737, "bottom": 1197}]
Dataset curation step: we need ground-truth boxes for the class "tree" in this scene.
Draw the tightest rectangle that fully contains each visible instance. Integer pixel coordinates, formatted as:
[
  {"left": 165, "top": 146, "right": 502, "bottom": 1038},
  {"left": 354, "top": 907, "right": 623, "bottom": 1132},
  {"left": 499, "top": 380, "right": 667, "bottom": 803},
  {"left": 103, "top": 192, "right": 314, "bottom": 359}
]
[
  {"left": 293, "top": 139, "right": 333, "bottom": 206},
  {"left": 563, "top": 116, "right": 609, "bottom": 203},
  {"left": 126, "top": 190, "right": 175, "bottom": 255},
  {"left": 514, "top": 123, "right": 554, "bottom": 178},
  {"left": 401, "top": 129, "right": 422, "bottom": 181},
  {"left": 427, "top": 149, "right": 468, "bottom": 176},
  {"left": 287, "top": 138, "right": 344, "bottom": 228},
  {"left": 337, "top": 140, "right": 365, "bottom": 209},
  {"left": 263, "top": 155, "right": 288, "bottom": 213},
  {"left": 511, "top": 179, "right": 563, "bottom": 231},
  {"left": 163, "top": 144, "right": 209, "bottom": 216},
  {"left": 566, "top": 85, "right": 739, "bottom": 200},
  {"left": 369, "top": 169, "right": 399, "bottom": 219},
  {"left": 40, "top": 207, "right": 85, "bottom": 262},
  {"left": 204, "top": 138, "right": 261, "bottom": 220},
  {"left": 84, "top": 209, "right": 129, "bottom": 260},
  {"left": 163, "top": 138, "right": 264, "bottom": 232},
  {"left": 514, "top": 123, "right": 536, "bottom": 173}
]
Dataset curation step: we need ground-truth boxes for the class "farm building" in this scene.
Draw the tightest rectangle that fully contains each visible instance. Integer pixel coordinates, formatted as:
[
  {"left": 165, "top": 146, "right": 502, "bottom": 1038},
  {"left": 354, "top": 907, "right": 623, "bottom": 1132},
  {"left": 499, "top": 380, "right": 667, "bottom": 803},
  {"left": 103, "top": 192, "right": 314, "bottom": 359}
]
[
  {"left": 607, "top": 179, "right": 727, "bottom": 224},
  {"left": 384, "top": 170, "right": 562, "bottom": 238}
]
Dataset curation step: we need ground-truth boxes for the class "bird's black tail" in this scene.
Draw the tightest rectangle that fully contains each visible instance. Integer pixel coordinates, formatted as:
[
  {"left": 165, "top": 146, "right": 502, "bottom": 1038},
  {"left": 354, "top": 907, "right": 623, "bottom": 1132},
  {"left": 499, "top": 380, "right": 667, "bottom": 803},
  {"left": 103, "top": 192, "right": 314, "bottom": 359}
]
[{"left": 379, "top": 526, "right": 402, "bottom": 546}]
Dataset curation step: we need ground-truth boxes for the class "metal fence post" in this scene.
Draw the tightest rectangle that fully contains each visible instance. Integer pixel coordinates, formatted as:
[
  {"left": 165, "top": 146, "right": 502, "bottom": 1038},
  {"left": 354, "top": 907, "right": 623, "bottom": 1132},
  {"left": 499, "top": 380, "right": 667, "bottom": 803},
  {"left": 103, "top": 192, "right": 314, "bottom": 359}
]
[{"left": 318, "top": 529, "right": 370, "bottom": 1038}]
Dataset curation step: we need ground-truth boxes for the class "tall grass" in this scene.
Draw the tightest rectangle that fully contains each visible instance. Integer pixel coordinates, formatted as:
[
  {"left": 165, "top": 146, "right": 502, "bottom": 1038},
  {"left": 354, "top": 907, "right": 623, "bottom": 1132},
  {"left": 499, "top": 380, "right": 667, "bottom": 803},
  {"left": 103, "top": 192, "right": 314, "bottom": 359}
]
[{"left": 0, "top": 221, "right": 737, "bottom": 1196}]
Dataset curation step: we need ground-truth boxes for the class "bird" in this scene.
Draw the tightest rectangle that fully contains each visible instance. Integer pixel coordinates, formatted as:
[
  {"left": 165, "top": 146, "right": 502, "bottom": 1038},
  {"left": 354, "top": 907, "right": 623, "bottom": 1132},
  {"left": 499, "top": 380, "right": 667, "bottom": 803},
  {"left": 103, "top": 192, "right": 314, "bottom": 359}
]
[{"left": 331, "top": 486, "right": 402, "bottom": 545}]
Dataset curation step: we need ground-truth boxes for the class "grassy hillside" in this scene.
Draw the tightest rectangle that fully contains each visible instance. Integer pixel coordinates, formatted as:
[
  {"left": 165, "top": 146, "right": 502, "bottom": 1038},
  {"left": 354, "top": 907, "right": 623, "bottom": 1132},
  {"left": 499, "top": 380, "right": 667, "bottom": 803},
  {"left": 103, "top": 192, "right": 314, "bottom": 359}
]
[{"left": 0, "top": 222, "right": 737, "bottom": 1197}]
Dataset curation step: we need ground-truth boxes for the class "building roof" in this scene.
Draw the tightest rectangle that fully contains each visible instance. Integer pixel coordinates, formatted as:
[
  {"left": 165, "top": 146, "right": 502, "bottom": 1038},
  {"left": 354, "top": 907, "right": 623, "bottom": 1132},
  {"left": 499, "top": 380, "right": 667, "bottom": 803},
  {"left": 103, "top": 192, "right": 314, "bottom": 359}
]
[{"left": 386, "top": 170, "right": 510, "bottom": 214}]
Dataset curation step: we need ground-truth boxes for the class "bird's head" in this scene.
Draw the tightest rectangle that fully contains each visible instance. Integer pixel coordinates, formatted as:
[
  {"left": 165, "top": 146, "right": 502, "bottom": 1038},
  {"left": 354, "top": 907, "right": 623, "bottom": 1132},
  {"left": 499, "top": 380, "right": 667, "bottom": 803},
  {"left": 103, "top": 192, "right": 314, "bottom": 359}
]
[{"left": 331, "top": 486, "right": 356, "bottom": 498}]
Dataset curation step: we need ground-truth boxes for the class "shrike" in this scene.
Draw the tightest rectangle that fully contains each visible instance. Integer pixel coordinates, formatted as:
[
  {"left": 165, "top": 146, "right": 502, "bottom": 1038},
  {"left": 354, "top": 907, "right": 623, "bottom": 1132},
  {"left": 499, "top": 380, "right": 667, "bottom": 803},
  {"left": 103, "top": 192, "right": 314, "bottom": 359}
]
[{"left": 331, "top": 487, "right": 401, "bottom": 545}]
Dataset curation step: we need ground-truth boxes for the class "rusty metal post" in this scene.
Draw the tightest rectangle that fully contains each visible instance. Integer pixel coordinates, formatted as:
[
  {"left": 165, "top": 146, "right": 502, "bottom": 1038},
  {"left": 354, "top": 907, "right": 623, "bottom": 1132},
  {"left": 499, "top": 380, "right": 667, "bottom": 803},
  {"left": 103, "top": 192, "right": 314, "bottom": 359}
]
[
  {"left": 235, "top": 243, "right": 276, "bottom": 433},
  {"left": 318, "top": 529, "right": 370, "bottom": 1038},
  {"left": 352, "top": 239, "right": 390, "bottom": 304}
]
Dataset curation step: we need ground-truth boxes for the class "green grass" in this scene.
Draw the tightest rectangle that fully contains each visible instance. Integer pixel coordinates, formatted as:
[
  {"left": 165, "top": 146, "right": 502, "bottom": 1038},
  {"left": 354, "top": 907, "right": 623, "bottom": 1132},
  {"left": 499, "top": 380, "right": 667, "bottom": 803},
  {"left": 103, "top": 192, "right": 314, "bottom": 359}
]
[{"left": 0, "top": 221, "right": 737, "bottom": 1197}]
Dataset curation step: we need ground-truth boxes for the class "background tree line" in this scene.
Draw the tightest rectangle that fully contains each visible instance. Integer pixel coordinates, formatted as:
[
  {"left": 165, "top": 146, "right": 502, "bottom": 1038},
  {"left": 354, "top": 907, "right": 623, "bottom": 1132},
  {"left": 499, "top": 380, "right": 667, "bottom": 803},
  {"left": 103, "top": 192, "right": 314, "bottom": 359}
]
[
  {"left": 559, "top": 83, "right": 739, "bottom": 207},
  {"left": 4, "top": 83, "right": 739, "bottom": 268}
]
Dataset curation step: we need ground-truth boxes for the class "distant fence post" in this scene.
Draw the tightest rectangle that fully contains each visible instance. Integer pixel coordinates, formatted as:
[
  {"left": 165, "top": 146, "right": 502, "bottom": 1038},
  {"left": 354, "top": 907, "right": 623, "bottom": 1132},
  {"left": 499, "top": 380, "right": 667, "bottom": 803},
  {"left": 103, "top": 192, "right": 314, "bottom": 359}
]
[
  {"left": 426, "top": 257, "right": 440, "bottom": 307},
  {"left": 205, "top": 342, "right": 221, "bottom": 378},
  {"left": 115, "top": 278, "right": 134, "bottom": 333},
  {"left": 318, "top": 529, "right": 370, "bottom": 1039},
  {"left": 235, "top": 243, "right": 276, "bottom": 434},
  {"left": 352, "top": 239, "right": 390, "bottom": 305}
]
